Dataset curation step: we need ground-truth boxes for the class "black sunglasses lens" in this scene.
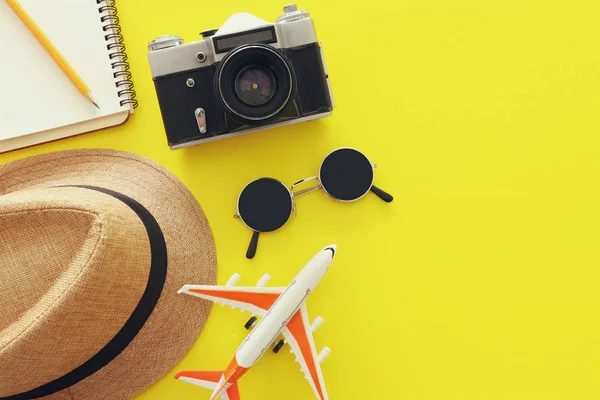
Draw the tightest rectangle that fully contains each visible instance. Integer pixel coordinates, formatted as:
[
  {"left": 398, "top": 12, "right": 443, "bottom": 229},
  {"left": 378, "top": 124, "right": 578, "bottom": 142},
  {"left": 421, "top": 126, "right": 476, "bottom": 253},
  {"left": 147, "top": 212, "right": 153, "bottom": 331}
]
[
  {"left": 238, "top": 178, "right": 293, "bottom": 232},
  {"left": 319, "top": 148, "right": 374, "bottom": 201}
]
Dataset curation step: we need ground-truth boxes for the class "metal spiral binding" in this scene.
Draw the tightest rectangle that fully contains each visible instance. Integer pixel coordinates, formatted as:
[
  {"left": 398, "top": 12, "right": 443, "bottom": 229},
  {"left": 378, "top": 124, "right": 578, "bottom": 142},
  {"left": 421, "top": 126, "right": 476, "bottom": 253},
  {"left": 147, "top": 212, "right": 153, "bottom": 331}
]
[{"left": 97, "top": 0, "right": 138, "bottom": 108}]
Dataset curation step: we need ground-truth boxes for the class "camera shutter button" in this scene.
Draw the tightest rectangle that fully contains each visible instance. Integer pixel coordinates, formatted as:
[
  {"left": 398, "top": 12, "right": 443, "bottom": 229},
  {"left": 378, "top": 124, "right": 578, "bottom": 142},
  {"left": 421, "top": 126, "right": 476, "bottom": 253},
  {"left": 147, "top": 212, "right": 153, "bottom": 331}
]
[
  {"left": 276, "top": 4, "right": 310, "bottom": 22},
  {"left": 283, "top": 4, "right": 298, "bottom": 13}
]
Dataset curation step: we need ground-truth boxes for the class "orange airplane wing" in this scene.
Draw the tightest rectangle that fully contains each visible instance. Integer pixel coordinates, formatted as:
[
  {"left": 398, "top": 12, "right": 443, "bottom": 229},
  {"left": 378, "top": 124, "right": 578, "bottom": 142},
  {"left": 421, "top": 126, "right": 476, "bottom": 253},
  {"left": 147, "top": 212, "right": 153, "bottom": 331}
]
[
  {"left": 178, "top": 284, "right": 286, "bottom": 316},
  {"left": 282, "top": 305, "right": 329, "bottom": 400}
]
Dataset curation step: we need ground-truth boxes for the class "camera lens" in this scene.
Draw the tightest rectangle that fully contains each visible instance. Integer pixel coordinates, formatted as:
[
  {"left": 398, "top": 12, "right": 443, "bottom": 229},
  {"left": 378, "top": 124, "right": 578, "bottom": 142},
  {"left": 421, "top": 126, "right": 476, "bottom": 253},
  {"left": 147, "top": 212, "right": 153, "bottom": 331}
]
[
  {"left": 234, "top": 65, "right": 276, "bottom": 106},
  {"left": 216, "top": 44, "right": 296, "bottom": 124}
]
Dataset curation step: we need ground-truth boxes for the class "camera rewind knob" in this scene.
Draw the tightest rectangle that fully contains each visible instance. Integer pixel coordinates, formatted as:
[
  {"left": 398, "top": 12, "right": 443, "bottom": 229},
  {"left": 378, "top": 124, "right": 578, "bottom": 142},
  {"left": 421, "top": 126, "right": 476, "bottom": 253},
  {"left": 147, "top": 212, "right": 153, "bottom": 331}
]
[{"left": 148, "top": 35, "right": 184, "bottom": 51}]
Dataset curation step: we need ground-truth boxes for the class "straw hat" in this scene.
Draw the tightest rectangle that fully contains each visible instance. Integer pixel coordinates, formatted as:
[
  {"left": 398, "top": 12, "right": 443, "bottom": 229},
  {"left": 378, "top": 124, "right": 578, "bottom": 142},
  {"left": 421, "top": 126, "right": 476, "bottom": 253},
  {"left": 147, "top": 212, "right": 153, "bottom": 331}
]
[{"left": 0, "top": 149, "right": 217, "bottom": 400}]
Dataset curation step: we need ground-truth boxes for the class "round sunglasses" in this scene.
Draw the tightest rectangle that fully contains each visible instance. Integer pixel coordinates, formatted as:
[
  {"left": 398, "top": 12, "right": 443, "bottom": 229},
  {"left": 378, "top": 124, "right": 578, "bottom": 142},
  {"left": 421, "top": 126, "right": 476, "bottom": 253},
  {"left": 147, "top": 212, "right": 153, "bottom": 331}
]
[{"left": 234, "top": 148, "right": 393, "bottom": 258}]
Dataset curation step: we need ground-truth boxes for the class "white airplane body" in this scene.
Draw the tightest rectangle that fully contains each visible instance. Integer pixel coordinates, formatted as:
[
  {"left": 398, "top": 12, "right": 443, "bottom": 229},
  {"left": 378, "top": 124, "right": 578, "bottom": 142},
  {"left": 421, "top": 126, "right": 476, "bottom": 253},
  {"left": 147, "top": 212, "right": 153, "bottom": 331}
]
[{"left": 176, "top": 245, "right": 336, "bottom": 400}]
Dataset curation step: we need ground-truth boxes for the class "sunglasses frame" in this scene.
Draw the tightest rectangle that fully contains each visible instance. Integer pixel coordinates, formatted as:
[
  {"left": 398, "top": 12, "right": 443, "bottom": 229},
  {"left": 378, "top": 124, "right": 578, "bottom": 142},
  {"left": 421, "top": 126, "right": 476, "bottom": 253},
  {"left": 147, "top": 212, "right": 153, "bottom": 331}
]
[{"left": 234, "top": 147, "right": 392, "bottom": 258}]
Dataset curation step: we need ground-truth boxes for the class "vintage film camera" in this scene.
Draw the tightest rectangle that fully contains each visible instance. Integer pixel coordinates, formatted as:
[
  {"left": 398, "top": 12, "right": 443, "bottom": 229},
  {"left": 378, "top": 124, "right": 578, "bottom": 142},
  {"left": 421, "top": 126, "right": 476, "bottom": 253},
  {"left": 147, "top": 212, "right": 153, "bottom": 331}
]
[{"left": 148, "top": 4, "right": 334, "bottom": 149}]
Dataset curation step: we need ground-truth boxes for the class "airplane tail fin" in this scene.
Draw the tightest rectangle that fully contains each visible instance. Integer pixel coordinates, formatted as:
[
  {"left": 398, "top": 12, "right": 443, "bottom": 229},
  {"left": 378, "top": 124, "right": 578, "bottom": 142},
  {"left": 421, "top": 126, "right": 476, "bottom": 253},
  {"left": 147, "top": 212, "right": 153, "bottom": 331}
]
[
  {"left": 175, "top": 371, "right": 241, "bottom": 400},
  {"left": 209, "top": 374, "right": 232, "bottom": 400},
  {"left": 210, "top": 358, "right": 248, "bottom": 400}
]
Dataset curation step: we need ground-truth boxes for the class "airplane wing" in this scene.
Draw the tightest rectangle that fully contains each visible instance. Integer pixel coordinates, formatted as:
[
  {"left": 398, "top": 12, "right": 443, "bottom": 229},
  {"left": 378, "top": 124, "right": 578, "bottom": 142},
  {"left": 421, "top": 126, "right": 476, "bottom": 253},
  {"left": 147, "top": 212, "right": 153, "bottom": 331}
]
[
  {"left": 282, "top": 305, "right": 329, "bottom": 400},
  {"left": 175, "top": 371, "right": 241, "bottom": 400},
  {"left": 178, "top": 276, "right": 286, "bottom": 317}
]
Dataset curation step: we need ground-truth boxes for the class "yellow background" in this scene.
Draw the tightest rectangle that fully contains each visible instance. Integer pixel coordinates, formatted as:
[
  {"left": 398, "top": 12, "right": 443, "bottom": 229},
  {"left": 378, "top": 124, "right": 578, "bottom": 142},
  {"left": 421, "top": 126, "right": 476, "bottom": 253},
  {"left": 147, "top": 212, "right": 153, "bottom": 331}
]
[{"left": 2, "top": 0, "right": 600, "bottom": 398}]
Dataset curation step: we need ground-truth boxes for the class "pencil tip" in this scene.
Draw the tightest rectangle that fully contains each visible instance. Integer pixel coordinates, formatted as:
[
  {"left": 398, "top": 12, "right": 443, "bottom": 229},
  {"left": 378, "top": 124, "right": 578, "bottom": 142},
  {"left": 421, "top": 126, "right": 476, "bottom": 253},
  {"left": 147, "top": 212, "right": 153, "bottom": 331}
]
[{"left": 86, "top": 93, "right": 99, "bottom": 109}]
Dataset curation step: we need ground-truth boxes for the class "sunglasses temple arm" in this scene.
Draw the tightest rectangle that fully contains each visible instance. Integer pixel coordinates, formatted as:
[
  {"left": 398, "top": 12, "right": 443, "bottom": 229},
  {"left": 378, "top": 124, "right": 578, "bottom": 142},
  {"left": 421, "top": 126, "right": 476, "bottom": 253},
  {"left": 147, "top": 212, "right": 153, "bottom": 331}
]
[
  {"left": 246, "top": 231, "right": 260, "bottom": 259},
  {"left": 292, "top": 176, "right": 322, "bottom": 198},
  {"left": 371, "top": 185, "right": 394, "bottom": 203}
]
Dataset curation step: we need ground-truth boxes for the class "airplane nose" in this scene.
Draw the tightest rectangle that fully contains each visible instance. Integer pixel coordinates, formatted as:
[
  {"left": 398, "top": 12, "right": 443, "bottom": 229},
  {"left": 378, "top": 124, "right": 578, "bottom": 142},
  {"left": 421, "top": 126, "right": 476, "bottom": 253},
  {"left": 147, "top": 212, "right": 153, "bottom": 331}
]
[{"left": 324, "top": 244, "right": 336, "bottom": 258}]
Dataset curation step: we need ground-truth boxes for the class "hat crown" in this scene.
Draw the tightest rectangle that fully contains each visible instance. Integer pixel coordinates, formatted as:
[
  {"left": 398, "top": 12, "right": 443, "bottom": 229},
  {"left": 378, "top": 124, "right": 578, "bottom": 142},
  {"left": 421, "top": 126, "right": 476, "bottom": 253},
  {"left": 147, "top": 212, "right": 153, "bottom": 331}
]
[
  {"left": 0, "top": 201, "right": 99, "bottom": 332},
  {"left": 0, "top": 186, "right": 152, "bottom": 395}
]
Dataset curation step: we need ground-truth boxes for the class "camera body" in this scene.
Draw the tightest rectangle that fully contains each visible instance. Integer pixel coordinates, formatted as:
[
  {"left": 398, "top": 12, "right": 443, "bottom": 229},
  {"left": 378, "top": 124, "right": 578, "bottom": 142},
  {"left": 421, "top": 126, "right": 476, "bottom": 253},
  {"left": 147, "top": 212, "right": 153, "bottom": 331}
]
[{"left": 148, "top": 5, "right": 334, "bottom": 149}]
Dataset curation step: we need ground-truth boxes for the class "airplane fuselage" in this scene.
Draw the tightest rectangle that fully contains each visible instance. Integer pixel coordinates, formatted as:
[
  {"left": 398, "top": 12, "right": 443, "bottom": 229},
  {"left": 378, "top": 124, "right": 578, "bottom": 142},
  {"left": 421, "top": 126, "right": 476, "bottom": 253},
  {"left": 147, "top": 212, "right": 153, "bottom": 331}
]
[{"left": 234, "top": 247, "right": 334, "bottom": 368}]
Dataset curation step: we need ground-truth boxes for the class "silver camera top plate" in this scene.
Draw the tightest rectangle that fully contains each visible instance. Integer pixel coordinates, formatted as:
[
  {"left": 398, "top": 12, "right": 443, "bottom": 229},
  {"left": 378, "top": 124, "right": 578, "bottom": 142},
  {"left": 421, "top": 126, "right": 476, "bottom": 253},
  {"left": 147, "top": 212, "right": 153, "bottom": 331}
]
[{"left": 148, "top": 5, "right": 317, "bottom": 78}]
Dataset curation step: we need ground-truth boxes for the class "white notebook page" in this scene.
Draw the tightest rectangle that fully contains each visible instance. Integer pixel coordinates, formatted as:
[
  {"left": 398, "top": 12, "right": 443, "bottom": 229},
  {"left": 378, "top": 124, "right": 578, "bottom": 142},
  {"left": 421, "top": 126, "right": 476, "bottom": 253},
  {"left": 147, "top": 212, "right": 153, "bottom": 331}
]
[{"left": 0, "top": 0, "right": 128, "bottom": 141}]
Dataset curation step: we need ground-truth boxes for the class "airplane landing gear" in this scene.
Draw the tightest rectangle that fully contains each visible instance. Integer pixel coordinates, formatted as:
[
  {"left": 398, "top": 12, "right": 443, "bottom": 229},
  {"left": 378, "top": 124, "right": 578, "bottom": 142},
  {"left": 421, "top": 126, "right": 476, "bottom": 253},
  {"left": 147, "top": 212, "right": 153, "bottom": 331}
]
[
  {"left": 244, "top": 316, "right": 257, "bottom": 330},
  {"left": 273, "top": 339, "right": 285, "bottom": 353}
]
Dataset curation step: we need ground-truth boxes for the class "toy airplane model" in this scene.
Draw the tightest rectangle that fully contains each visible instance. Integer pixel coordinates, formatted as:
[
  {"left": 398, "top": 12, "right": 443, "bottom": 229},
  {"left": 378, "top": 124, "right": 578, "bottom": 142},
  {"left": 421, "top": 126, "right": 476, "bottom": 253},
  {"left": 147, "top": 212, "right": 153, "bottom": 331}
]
[{"left": 176, "top": 245, "right": 336, "bottom": 400}]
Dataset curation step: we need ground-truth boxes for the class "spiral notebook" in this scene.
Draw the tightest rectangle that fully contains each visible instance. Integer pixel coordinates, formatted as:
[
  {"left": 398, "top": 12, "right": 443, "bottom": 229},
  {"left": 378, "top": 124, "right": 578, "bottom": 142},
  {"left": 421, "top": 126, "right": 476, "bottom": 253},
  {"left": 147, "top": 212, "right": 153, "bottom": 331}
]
[{"left": 0, "top": 0, "right": 137, "bottom": 153}]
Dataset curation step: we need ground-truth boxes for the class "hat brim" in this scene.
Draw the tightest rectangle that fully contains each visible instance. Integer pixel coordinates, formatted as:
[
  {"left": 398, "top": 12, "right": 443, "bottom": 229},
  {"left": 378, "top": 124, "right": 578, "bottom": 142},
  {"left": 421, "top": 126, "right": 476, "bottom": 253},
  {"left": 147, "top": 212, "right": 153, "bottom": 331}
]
[{"left": 0, "top": 149, "right": 217, "bottom": 399}]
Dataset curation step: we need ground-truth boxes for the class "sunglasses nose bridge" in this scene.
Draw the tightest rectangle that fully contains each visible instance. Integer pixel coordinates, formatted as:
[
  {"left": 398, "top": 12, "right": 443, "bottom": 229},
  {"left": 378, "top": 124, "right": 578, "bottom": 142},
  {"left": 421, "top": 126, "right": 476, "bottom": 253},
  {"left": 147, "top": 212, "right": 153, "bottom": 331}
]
[{"left": 291, "top": 176, "right": 322, "bottom": 198}]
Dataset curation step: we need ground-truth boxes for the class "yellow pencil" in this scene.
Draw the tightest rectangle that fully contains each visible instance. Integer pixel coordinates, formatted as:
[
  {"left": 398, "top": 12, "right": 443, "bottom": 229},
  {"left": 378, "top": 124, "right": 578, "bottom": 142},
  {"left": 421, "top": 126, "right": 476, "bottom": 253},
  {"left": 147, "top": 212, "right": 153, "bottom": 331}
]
[{"left": 6, "top": 0, "right": 99, "bottom": 108}]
